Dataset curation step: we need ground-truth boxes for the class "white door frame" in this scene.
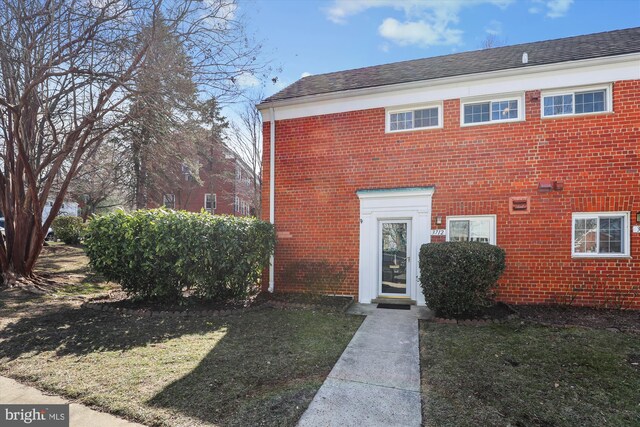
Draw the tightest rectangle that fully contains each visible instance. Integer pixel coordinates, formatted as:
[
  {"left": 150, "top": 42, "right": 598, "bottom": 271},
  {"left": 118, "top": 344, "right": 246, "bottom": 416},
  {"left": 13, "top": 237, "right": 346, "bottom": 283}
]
[
  {"left": 378, "top": 219, "right": 411, "bottom": 297},
  {"left": 357, "top": 187, "right": 434, "bottom": 305}
]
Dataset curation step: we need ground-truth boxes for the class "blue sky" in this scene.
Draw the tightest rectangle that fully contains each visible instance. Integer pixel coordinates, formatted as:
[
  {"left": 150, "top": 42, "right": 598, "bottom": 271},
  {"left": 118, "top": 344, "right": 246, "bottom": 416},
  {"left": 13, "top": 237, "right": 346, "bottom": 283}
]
[{"left": 234, "top": 0, "right": 639, "bottom": 100}]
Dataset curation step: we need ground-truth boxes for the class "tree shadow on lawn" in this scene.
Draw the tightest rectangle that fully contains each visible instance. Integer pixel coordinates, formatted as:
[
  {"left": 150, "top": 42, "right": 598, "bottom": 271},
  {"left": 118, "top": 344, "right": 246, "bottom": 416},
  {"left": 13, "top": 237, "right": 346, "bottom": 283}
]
[
  {"left": 0, "top": 306, "right": 361, "bottom": 426},
  {"left": 0, "top": 306, "right": 212, "bottom": 360}
]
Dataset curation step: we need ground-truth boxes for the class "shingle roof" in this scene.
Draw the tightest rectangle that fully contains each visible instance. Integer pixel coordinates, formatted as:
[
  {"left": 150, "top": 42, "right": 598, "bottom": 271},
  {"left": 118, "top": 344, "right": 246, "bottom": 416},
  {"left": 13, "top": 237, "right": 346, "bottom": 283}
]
[{"left": 262, "top": 27, "right": 640, "bottom": 105}]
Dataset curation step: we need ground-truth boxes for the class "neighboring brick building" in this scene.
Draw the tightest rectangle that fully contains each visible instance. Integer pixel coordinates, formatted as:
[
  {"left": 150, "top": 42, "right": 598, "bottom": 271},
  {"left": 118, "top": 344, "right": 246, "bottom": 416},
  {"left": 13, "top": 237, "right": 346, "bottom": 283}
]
[
  {"left": 257, "top": 28, "right": 640, "bottom": 308},
  {"left": 154, "top": 143, "right": 257, "bottom": 217}
]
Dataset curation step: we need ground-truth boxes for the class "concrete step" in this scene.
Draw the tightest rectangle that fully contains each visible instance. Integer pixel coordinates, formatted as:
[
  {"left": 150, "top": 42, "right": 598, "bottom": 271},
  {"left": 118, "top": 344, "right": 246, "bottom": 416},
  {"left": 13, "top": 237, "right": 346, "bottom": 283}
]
[{"left": 371, "top": 297, "right": 416, "bottom": 305}]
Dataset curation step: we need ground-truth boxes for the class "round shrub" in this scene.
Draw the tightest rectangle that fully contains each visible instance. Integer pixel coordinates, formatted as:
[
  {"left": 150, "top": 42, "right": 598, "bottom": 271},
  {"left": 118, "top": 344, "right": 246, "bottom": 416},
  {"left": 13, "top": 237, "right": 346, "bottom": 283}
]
[
  {"left": 52, "top": 216, "right": 86, "bottom": 244},
  {"left": 84, "top": 209, "right": 276, "bottom": 301},
  {"left": 419, "top": 242, "right": 506, "bottom": 318}
]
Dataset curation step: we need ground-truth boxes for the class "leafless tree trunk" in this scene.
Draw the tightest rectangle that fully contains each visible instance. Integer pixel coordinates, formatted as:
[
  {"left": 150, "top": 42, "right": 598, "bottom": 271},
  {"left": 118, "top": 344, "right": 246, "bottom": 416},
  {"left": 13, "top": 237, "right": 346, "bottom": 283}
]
[
  {"left": 228, "top": 95, "right": 263, "bottom": 214},
  {"left": 0, "top": 0, "right": 265, "bottom": 289}
]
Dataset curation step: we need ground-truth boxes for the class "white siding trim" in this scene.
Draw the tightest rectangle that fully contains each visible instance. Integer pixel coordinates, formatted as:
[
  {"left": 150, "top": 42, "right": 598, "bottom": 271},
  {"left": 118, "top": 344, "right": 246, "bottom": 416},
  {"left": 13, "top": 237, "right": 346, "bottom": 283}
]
[{"left": 259, "top": 54, "right": 640, "bottom": 121}]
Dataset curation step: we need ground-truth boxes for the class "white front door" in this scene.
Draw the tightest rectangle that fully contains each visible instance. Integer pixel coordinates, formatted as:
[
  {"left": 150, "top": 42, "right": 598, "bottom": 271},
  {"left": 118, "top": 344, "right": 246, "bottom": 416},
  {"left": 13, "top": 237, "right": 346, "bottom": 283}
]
[
  {"left": 356, "top": 187, "right": 434, "bottom": 305},
  {"left": 379, "top": 220, "right": 411, "bottom": 297}
]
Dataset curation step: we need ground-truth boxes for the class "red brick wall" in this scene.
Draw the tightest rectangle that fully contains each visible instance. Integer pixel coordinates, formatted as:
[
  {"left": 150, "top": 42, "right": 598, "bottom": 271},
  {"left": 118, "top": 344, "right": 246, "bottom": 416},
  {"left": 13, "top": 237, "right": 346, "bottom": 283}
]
[
  {"left": 262, "top": 80, "right": 640, "bottom": 308},
  {"left": 153, "top": 149, "right": 256, "bottom": 216}
]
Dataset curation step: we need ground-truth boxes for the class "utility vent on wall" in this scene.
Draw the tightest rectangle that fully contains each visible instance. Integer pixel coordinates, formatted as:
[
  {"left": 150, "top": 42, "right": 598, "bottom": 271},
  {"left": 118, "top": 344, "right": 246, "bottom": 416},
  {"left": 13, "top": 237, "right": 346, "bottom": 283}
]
[{"left": 509, "top": 196, "right": 530, "bottom": 214}]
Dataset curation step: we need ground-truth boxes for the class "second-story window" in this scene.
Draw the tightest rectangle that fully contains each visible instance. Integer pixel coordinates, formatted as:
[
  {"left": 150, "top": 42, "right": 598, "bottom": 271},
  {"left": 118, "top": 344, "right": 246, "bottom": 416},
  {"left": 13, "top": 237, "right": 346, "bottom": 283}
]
[
  {"left": 386, "top": 104, "right": 441, "bottom": 133},
  {"left": 461, "top": 95, "right": 522, "bottom": 126},
  {"left": 542, "top": 85, "right": 610, "bottom": 118}
]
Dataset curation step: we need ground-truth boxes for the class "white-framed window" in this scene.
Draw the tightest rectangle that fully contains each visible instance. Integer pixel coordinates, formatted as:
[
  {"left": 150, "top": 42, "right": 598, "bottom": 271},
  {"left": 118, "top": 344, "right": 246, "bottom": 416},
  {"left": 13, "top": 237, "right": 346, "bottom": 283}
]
[
  {"left": 234, "top": 196, "right": 240, "bottom": 213},
  {"left": 446, "top": 215, "right": 497, "bottom": 245},
  {"left": 181, "top": 164, "right": 194, "bottom": 182},
  {"left": 386, "top": 103, "right": 442, "bottom": 133},
  {"left": 572, "top": 212, "right": 629, "bottom": 258},
  {"left": 541, "top": 84, "right": 612, "bottom": 118},
  {"left": 461, "top": 94, "right": 524, "bottom": 126},
  {"left": 204, "top": 193, "right": 216, "bottom": 212},
  {"left": 163, "top": 194, "right": 175, "bottom": 209}
]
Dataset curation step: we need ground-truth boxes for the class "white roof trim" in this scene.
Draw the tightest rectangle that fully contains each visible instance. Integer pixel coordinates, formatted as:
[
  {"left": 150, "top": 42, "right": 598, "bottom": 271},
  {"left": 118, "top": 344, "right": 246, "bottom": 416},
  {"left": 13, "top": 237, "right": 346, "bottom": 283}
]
[{"left": 259, "top": 53, "right": 640, "bottom": 121}]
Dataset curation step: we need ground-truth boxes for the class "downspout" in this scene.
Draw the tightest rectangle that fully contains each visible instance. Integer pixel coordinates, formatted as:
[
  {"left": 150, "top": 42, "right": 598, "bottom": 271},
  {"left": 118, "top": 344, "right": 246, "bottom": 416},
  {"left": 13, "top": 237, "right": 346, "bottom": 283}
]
[{"left": 268, "top": 107, "right": 275, "bottom": 293}]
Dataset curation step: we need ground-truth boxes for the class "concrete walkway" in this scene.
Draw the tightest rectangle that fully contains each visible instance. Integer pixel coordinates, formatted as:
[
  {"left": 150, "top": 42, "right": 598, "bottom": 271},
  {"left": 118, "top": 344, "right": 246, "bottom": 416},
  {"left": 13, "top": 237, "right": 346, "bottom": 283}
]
[
  {"left": 0, "top": 376, "right": 145, "bottom": 427},
  {"left": 298, "top": 304, "right": 431, "bottom": 427}
]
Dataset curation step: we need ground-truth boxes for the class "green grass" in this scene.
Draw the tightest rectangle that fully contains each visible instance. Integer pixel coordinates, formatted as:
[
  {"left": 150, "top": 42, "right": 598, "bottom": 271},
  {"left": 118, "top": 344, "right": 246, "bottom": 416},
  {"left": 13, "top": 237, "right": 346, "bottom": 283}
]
[
  {"left": 0, "top": 243, "right": 364, "bottom": 426},
  {"left": 0, "top": 306, "right": 363, "bottom": 426},
  {"left": 35, "top": 244, "right": 116, "bottom": 295},
  {"left": 420, "top": 322, "right": 640, "bottom": 427}
]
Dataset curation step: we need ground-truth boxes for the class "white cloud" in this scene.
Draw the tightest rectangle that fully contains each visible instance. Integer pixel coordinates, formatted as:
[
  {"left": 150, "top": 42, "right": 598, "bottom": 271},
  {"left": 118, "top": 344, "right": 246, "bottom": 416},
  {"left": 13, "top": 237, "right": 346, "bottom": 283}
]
[
  {"left": 300, "top": 72, "right": 312, "bottom": 78},
  {"left": 379, "top": 18, "right": 463, "bottom": 46},
  {"left": 528, "top": 0, "right": 573, "bottom": 18},
  {"left": 325, "top": 0, "right": 514, "bottom": 47},
  {"left": 379, "top": 42, "right": 391, "bottom": 53},
  {"left": 235, "top": 72, "right": 260, "bottom": 88},
  {"left": 484, "top": 20, "right": 502, "bottom": 35},
  {"left": 546, "top": 0, "right": 573, "bottom": 18}
]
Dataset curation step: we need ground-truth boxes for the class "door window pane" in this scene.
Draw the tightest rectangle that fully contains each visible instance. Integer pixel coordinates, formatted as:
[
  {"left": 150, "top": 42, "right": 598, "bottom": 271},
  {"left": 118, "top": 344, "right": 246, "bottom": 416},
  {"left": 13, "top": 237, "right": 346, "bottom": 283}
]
[{"left": 381, "top": 222, "right": 407, "bottom": 294}]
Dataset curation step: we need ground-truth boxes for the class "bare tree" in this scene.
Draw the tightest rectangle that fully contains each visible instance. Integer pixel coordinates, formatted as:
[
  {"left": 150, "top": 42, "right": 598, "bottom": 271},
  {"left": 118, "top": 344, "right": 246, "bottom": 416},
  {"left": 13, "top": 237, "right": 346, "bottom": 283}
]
[
  {"left": 480, "top": 34, "right": 507, "bottom": 49},
  {"left": 228, "top": 95, "right": 262, "bottom": 214},
  {"left": 67, "top": 137, "right": 128, "bottom": 220},
  {"left": 0, "top": 0, "right": 264, "bottom": 289}
]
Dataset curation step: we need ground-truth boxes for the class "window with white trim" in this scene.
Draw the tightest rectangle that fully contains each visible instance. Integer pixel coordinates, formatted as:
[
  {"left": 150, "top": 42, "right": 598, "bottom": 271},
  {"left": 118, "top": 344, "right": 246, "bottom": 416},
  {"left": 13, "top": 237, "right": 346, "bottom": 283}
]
[
  {"left": 234, "top": 196, "right": 240, "bottom": 213},
  {"left": 461, "top": 95, "right": 522, "bottom": 125},
  {"left": 163, "top": 194, "right": 175, "bottom": 209},
  {"left": 542, "top": 85, "right": 611, "bottom": 117},
  {"left": 446, "top": 215, "right": 496, "bottom": 245},
  {"left": 387, "top": 104, "right": 441, "bottom": 132},
  {"left": 572, "top": 212, "right": 629, "bottom": 257},
  {"left": 204, "top": 193, "right": 216, "bottom": 212}
]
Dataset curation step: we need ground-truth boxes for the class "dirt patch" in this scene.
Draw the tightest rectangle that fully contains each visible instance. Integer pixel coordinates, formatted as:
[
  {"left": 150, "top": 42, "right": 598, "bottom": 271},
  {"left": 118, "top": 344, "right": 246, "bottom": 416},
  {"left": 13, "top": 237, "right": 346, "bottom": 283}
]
[
  {"left": 260, "top": 292, "right": 353, "bottom": 311},
  {"left": 516, "top": 305, "right": 640, "bottom": 332},
  {"left": 89, "top": 291, "right": 353, "bottom": 314}
]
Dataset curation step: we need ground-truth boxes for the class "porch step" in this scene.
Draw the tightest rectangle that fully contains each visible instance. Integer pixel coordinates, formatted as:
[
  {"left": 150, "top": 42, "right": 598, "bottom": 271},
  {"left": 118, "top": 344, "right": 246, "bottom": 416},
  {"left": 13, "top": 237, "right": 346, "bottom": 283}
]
[{"left": 371, "top": 297, "right": 417, "bottom": 306}]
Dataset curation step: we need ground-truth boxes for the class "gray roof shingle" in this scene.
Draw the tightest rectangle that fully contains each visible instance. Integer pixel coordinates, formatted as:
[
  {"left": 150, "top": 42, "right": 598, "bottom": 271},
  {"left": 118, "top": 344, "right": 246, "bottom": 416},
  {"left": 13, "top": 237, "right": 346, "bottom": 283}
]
[{"left": 261, "top": 27, "right": 640, "bottom": 105}]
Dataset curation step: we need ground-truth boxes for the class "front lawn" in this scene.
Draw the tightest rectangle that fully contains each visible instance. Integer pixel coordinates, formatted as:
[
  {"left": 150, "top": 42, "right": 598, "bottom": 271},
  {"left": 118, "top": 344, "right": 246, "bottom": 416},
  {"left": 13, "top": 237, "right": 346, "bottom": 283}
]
[
  {"left": 420, "top": 321, "right": 640, "bottom": 427},
  {"left": 0, "top": 302, "right": 362, "bottom": 426},
  {"left": 0, "top": 245, "right": 364, "bottom": 426}
]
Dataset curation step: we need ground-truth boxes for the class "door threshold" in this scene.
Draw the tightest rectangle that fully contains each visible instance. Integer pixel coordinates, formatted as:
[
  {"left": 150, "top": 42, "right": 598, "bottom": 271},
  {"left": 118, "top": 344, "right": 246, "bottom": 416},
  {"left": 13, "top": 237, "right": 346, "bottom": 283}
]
[{"left": 371, "top": 297, "right": 416, "bottom": 305}]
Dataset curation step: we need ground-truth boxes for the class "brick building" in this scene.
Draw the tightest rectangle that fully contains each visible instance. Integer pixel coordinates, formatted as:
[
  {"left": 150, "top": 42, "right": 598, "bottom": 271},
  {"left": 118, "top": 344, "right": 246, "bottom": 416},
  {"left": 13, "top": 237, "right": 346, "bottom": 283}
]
[
  {"left": 155, "top": 143, "right": 257, "bottom": 217},
  {"left": 257, "top": 28, "right": 640, "bottom": 308}
]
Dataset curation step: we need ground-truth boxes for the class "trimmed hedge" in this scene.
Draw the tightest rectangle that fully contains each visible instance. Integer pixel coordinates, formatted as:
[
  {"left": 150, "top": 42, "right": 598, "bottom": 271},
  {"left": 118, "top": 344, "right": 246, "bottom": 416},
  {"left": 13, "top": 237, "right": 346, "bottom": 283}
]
[
  {"left": 419, "top": 242, "right": 506, "bottom": 318},
  {"left": 52, "top": 216, "right": 86, "bottom": 244},
  {"left": 85, "top": 209, "right": 276, "bottom": 301}
]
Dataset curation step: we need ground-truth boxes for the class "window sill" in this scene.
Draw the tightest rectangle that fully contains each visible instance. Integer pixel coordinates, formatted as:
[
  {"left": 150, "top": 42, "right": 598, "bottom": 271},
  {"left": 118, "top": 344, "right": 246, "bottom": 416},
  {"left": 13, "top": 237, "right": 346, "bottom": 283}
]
[
  {"left": 386, "top": 125, "right": 442, "bottom": 134},
  {"left": 459, "top": 118, "right": 525, "bottom": 128},
  {"left": 541, "top": 110, "right": 614, "bottom": 120},
  {"left": 571, "top": 254, "right": 631, "bottom": 260}
]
